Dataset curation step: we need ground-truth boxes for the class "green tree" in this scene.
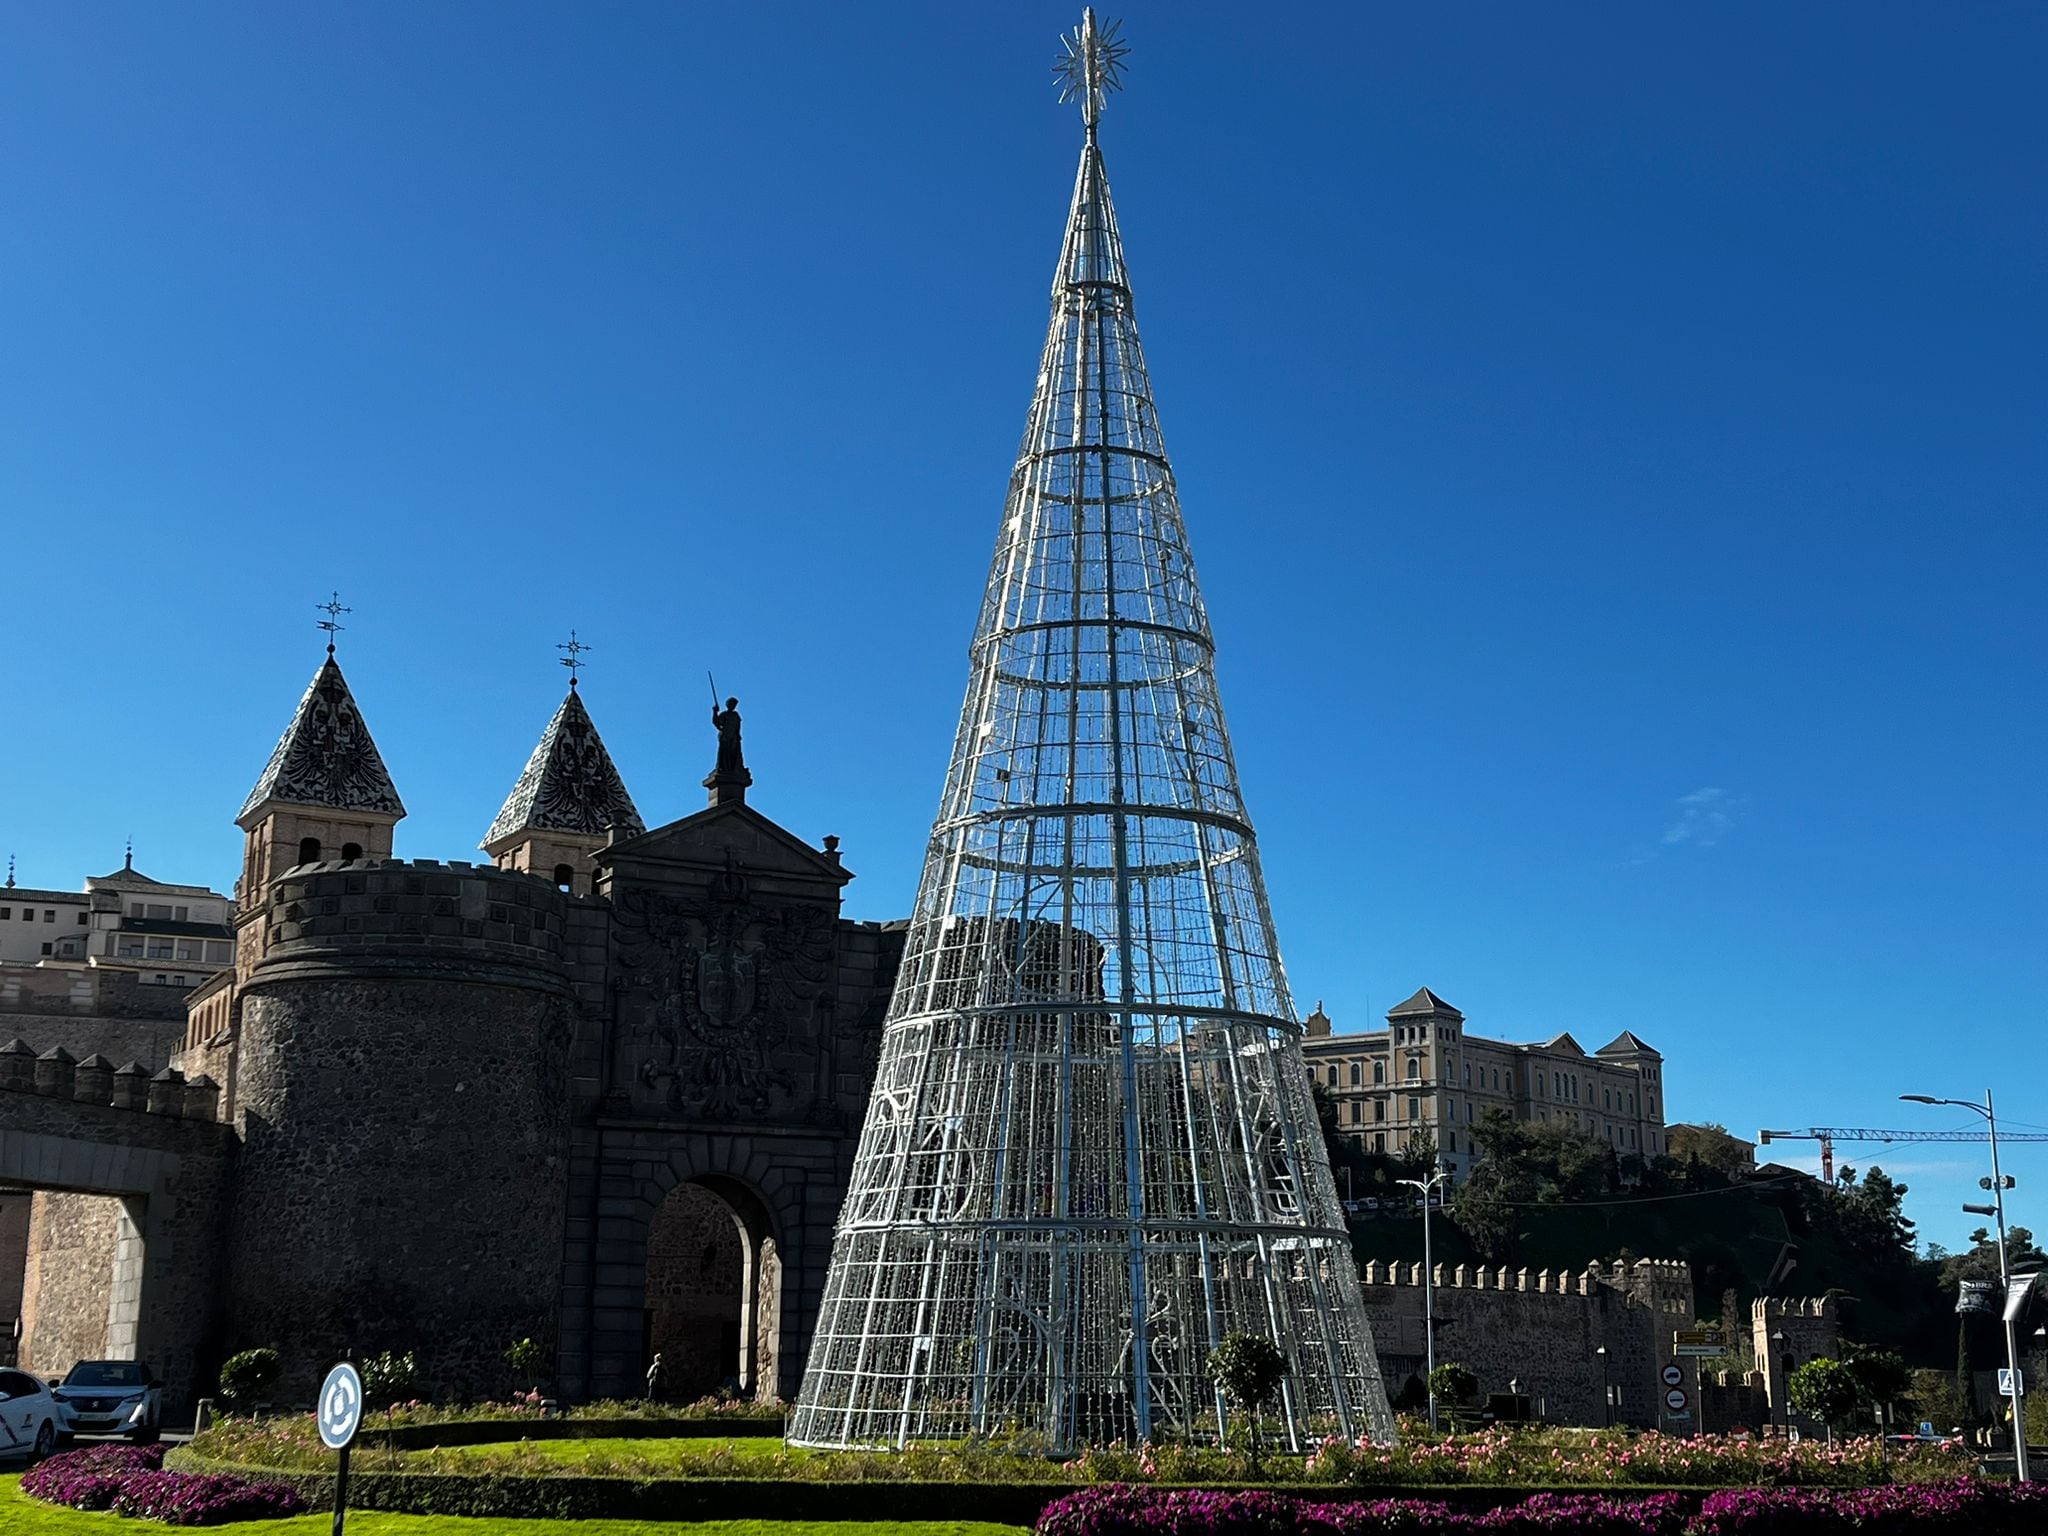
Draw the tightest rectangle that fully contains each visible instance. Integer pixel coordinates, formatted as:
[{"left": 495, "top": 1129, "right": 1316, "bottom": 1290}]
[
  {"left": 1906, "top": 1367, "right": 1969, "bottom": 1435},
  {"left": 1428, "top": 1360, "right": 1477, "bottom": 1408},
  {"left": 359, "top": 1349, "right": 417, "bottom": 1408},
  {"left": 1789, "top": 1357, "right": 1861, "bottom": 1444},
  {"left": 1666, "top": 1123, "right": 1756, "bottom": 1180},
  {"left": 505, "top": 1337, "right": 546, "bottom": 1394},
  {"left": 1845, "top": 1349, "right": 1912, "bottom": 1433},
  {"left": 215, "top": 1348, "right": 280, "bottom": 1411},
  {"left": 1205, "top": 1333, "right": 1289, "bottom": 1475}
]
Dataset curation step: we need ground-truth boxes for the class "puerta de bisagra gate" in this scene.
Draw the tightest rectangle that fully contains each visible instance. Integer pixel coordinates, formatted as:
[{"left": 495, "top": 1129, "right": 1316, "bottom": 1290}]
[{"left": 790, "top": 12, "right": 1395, "bottom": 1452}]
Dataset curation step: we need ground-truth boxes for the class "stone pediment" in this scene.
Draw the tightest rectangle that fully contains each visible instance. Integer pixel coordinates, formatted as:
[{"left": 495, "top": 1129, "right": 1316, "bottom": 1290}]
[{"left": 600, "top": 801, "right": 850, "bottom": 890}]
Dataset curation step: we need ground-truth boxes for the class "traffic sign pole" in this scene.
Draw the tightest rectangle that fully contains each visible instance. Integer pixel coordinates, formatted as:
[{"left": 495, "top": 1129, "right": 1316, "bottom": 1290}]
[
  {"left": 331, "top": 1443, "right": 349, "bottom": 1536},
  {"left": 317, "top": 1362, "right": 365, "bottom": 1536}
]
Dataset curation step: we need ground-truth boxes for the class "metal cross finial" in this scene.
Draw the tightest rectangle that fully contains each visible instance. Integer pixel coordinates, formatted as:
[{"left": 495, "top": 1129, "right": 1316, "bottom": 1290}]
[
  {"left": 557, "top": 629, "right": 592, "bottom": 688},
  {"left": 316, "top": 592, "right": 351, "bottom": 654},
  {"left": 4, "top": 853, "right": 14, "bottom": 889},
  {"left": 1056, "top": 9, "right": 1129, "bottom": 134}
]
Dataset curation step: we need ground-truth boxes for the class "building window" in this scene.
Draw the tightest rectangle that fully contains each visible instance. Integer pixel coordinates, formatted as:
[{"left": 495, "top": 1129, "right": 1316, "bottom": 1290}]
[
  {"left": 39, "top": 943, "right": 52, "bottom": 956},
  {"left": 146, "top": 903, "right": 172, "bottom": 919},
  {"left": 298, "top": 837, "right": 322, "bottom": 866},
  {"left": 1407, "top": 1095, "right": 1421, "bottom": 1120},
  {"left": 1446, "top": 1132, "right": 1456, "bottom": 1154},
  {"left": 1325, "top": 1064, "right": 1338, "bottom": 1087},
  {"left": 43, "top": 909, "right": 55, "bottom": 922},
  {"left": 1375, "top": 1100, "right": 1386, "bottom": 1122},
  {"left": 119, "top": 941, "right": 144, "bottom": 958},
  {"left": 147, "top": 940, "right": 174, "bottom": 959},
  {"left": 0, "top": 907, "right": 9, "bottom": 919},
  {"left": 1406, "top": 1058, "right": 1419, "bottom": 1081},
  {"left": 18, "top": 909, "right": 32, "bottom": 921},
  {"left": 175, "top": 941, "right": 200, "bottom": 961},
  {"left": 341, "top": 844, "right": 363, "bottom": 863},
  {"left": 76, "top": 911, "right": 88, "bottom": 925},
  {"left": 1347, "top": 1100, "right": 1361, "bottom": 1125},
  {"left": 1373, "top": 1133, "right": 1385, "bottom": 1153},
  {"left": 205, "top": 941, "right": 232, "bottom": 963},
  {"left": 1373, "top": 1060, "right": 1385, "bottom": 1084},
  {"left": 153, "top": 973, "right": 168, "bottom": 984},
  {"left": 1349, "top": 1061, "right": 1361, "bottom": 1087}
]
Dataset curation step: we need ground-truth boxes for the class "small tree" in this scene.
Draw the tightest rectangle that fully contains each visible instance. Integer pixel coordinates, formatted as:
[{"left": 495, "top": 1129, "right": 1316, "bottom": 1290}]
[
  {"left": 1789, "top": 1357, "right": 1860, "bottom": 1445},
  {"left": 215, "top": 1348, "right": 280, "bottom": 1412},
  {"left": 506, "top": 1337, "right": 546, "bottom": 1395},
  {"left": 358, "top": 1350, "right": 418, "bottom": 1467},
  {"left": 1428, "top": 1361, "right": 1478, "bottom": 1411},
  {"left": 1205, "top": 1333, "right": 1290, "bottom": 1475},
  {"left": 1846, "top": 1350, "right": 1911, "bottom": 1434}
]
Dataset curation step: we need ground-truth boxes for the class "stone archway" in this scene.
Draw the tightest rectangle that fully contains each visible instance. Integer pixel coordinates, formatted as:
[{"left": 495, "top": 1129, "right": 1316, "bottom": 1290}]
[{"left": 643, "top": 1175, "right": 780, "bottom": 1402}]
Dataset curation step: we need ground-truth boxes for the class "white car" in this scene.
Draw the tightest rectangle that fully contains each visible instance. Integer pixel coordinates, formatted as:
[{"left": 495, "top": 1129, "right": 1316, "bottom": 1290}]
[
  {"left": 52, "top": 1360, "right": 162, "bottom": 1442},
  {"left": 0, "top": 1366, "right": 64, "bottom": 1461}
]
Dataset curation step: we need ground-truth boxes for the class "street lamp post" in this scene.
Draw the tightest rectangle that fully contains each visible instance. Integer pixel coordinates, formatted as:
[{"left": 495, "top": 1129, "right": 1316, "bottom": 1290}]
[
  {"left": 1770, "top": 1330, "right": 1787, "bottom": 1431},
  {"left": 1902, "top": 1091, "right": 2030, "bottom": 1483},
  {"left": 1596, "top": 1345, "right": 1612, "bottom": 1427},
  {"left": 1399, "top": 1162, "right": 1451, "bottom": 1433}
]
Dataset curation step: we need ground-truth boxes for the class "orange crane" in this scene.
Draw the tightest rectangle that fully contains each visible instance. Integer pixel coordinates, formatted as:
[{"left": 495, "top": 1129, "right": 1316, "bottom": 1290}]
[{"left": 1758, "top": 1125, "right": 2048, "bottom": 1184}]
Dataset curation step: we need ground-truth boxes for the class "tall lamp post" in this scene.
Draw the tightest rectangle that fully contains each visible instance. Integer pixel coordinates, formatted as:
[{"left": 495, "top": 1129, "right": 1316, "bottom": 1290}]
[
  {"left": 1399, "top": 1162, "right": 1451, "bottom": 1432},
  {"left": 1596, "top": 1345, "right": 1612, "bottom": 1427},
  {"left": 1902, "top": 1091, "right": 2029, "bottom": 1483}
]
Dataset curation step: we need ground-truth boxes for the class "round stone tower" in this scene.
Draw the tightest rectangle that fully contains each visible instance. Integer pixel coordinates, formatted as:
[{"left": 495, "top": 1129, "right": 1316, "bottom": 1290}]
[{"left": 224, "top": 857, "right": 576, "bottom": 1398}]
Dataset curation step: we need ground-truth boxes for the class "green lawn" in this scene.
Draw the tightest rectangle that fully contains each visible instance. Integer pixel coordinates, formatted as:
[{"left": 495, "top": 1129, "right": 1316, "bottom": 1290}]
[{"left": 0, "top": 1475, "right": 1028, "bottom": 1536}]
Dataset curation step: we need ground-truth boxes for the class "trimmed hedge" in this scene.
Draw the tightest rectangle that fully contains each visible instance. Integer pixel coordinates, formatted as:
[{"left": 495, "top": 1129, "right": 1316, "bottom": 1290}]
[{"left": 167, "top": 1449, "right": 1727, "bottom": 1529}]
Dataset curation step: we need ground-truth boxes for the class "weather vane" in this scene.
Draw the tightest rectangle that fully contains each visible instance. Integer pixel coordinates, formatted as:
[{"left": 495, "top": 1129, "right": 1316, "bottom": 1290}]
[
  {"left": 557, "top": 629, "right": 592, "bottom": 687},
  {"left": 1055, "top": 8, "right": 1129, "bottom": 134},
  {"left": 316, "top": 592, "right": 351, "bottom": 654}
]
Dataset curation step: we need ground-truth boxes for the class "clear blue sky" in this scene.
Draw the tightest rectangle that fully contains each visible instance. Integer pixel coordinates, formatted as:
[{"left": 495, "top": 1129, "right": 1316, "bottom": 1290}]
[{"left": 3, "top": 3, "right": 2042, "bottom": 1250}]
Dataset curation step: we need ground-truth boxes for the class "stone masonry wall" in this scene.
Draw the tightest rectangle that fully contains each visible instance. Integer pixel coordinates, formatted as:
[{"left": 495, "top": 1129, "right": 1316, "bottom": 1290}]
[
  {"left": 0, "top": 966, "right": 189, "bottom": 1071},
  {"left": 1359, "top": 1259, "right": 1695, "bottom": 1427},
  {"left": 20, "top": 1192, "right": 122, "bottom": 1377},
  {"left": 226, "top": 859, "right": 577, "bottom": 1403}
]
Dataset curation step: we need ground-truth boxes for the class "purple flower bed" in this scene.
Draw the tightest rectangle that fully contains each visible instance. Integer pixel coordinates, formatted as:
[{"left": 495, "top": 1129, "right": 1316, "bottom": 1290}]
[
  {"left": 1039, "top": 1480, "right": 2048, "bottom": 1536},
  {"left": 1691, "top": 1480, "right": 2048, "bottom": 1536},
  {"left": 1038, "top": 1486, "right": 1687, "bottom": 1536},
  {"left": 22, "top": 1442, "right": 307, "bottom": 1526}
]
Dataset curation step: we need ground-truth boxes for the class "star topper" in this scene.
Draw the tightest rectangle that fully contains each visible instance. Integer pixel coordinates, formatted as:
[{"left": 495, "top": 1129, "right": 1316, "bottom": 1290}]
[
  {"left": 1055, "top": 8, "right": 1129, "bottom": 133},
  {"left": 557, "top": 629, "right": 592, "bottom": 687},
  {"left": 315, "top": 592, "right": 351, "bottom": 654}
]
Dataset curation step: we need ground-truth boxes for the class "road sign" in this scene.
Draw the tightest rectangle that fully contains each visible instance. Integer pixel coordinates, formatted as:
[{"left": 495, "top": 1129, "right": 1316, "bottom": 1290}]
[
  {"left": 1665, "top": 1387, "right": 1689, "bottom": 1412},
  {"left": 1673, "top": 1326, "right": 1724, "bottom": 1358},
  {"left": 1999, "top": 1368, "right": 2025, "bottom": 1398},
  {"left": 318, "top": 1363, "right": 363, "bottom": 1450},
  {"left": 1661, "top": 1364, "right": 1685, "bottom": 1388}
]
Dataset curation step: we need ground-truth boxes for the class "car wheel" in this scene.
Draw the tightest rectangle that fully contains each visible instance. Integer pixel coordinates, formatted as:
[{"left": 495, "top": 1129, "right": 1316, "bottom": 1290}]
[
  {"left": 33, "top": 1419, "right": 56, "bottom": 1460},
  {"left": 131, "top": 1422, "right": 160, "bottom": 1444}
]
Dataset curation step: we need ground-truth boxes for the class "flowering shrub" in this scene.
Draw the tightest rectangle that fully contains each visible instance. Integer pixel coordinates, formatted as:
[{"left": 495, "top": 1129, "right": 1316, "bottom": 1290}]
[
  {"left": 1690, "top": 1479, "right": 2048, "bottom": 1536},
  {"left": 1039, "top": 1482, "right": 2048, "bottom": 1536},
  {"left": 1301, "top": 1427, "right": 1969, "bottom": 1488},
  {"left": 1037, "top": 1486, "right": 1690, "bottom": 1536},
  {"left": 21, "top": 1441, "right": 167, "bottom": 1509},
  {"left": 22, "top": 1442, "right": 305, "bottom": 1525}
]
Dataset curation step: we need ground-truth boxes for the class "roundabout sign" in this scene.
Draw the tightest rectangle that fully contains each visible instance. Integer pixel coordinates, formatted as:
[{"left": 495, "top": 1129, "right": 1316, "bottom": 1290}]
[{"left": 319, "top": 1362, "right": 364, "bottom": 1450}]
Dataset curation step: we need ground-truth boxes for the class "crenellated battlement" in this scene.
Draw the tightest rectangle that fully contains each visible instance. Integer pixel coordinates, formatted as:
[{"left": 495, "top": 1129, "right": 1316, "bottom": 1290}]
[
  {"left": 1754, "top": 1295, "right": 1835, "bottom": 1320},
  {"left": 1359, "top": 1257, "right": 1688, "bottom": 1296},
  {"left": 0, "top": 1038, "right": 220, "bottom": 1122},
  {"left": 252, "top": 857, "right": 586, "bottom": 982}
]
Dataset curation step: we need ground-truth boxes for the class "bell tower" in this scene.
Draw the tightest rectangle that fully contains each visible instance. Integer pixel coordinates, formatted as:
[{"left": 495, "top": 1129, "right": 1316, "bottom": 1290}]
[
  {"left": 483, "top": 639, "right": 643, "bottom": 894},
  {"left": 234, "top": 605, "right": 405, "bottom": 909}
]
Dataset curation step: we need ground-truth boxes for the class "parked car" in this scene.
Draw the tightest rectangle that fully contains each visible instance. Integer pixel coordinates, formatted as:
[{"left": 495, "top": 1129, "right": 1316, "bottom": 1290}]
[
  {"left": 0, "top": 1366, "right": 64, "bottom": 1460},
  {"left": 52, "top": 1360, "right": 161, "bottom": 1442}
]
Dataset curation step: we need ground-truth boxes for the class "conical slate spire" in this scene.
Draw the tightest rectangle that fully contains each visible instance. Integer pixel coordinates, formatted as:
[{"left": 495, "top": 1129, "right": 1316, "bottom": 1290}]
[
  {"left": 238, "top": 655, "right": 404, "bottom": 823},
  {"left": 792, "top": 18, "right": 1393, "bottom": 1454},
  {"left": 484, "top": 687, "right": 644, "bottom": 847}
]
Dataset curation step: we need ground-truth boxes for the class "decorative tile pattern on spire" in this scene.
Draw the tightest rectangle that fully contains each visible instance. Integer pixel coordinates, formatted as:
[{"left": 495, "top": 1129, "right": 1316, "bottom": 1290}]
[
  {"left": 238, "top": 657, "right": 405, "bottom": 821},
  {"left": 485, "top": 687, "right": 644, "bottom": 846}
]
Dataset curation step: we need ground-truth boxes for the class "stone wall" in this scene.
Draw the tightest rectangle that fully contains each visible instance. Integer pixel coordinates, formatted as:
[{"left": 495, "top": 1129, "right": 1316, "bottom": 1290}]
[
  {"left": 0, "top": 965, "right": 189, "bottom": 1070},
  {"left": 224, "top": 859, "right": 577, "bottom": 1403},
  {"left": 0, "top": 1193, "right": 30, "bottom": 1363},
  {"left": 1359, "top": 1259, "right": 1695, "bottom": 1427},
  {"left": 20, "top": 1193, "right": 123, "bottom": 1377}
]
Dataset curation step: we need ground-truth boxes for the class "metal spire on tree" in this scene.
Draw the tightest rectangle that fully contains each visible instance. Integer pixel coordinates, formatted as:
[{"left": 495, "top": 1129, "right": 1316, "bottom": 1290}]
[{"left": 789, "top": 10, "right": 1394, "bottom": 1453}]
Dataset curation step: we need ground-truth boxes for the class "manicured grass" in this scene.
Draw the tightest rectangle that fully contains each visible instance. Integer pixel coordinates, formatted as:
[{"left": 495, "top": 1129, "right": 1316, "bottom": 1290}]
[{"left": 0, "top": 1474, "right": 1028, "bottom": 1536}]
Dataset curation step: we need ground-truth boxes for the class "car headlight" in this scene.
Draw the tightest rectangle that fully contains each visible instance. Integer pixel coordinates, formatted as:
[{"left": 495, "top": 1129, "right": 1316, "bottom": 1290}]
[{"left": 125, "top": 1400, "right": 149, "bottom": 1424}]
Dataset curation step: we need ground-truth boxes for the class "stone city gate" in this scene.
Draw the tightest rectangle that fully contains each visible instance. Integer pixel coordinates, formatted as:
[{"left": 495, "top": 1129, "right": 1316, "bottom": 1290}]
[
  {"left": 0, "top": 1043, "right": 232, "bottom": 1412},
  {"left": 559, "top": 1125, "right": 852, "bottom": 1403}
]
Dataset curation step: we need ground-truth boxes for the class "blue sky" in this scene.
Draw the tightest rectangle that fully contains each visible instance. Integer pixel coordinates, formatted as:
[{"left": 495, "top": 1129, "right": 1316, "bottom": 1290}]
[{"left": 3, "top": 3, "right": 2042, "bottom": 1249}]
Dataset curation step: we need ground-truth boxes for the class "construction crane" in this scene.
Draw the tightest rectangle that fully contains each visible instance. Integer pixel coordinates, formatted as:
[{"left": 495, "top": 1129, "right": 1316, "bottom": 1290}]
[{"left": 1758, "top": 1126, "right": 2048, "bottom": 1184}]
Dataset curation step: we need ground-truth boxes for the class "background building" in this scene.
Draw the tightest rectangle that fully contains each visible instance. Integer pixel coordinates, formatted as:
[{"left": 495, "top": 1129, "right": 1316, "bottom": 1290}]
[
  {"left": 1302, "top": 988, "right": 1667, "bottom": 1183},
  {"left": 0, "top": 858, "right": 234, "bottom": 990}
]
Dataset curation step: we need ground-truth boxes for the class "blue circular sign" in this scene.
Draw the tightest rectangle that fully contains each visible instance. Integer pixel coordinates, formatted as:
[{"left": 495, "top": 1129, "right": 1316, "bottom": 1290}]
[{"left": 318, "top": 1363, "right": 363, "bottom": 1450}]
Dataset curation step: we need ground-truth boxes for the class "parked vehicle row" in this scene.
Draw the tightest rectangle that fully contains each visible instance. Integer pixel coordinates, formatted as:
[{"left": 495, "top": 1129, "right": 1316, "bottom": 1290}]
[{"left": 0, "top": 1360, "right": 162, "bottom": 1461}]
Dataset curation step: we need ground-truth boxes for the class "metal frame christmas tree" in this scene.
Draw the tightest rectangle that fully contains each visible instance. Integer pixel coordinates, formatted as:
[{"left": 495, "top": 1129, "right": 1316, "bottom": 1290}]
[{"left": 789, "top": 11, "right": 1395, "bottom": 1453}]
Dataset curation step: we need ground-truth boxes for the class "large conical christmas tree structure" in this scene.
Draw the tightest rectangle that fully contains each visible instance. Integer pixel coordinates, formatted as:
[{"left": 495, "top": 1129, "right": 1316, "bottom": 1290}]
[{"left": 790, "top": 12, "right": 1394, "bottom": 1453}]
